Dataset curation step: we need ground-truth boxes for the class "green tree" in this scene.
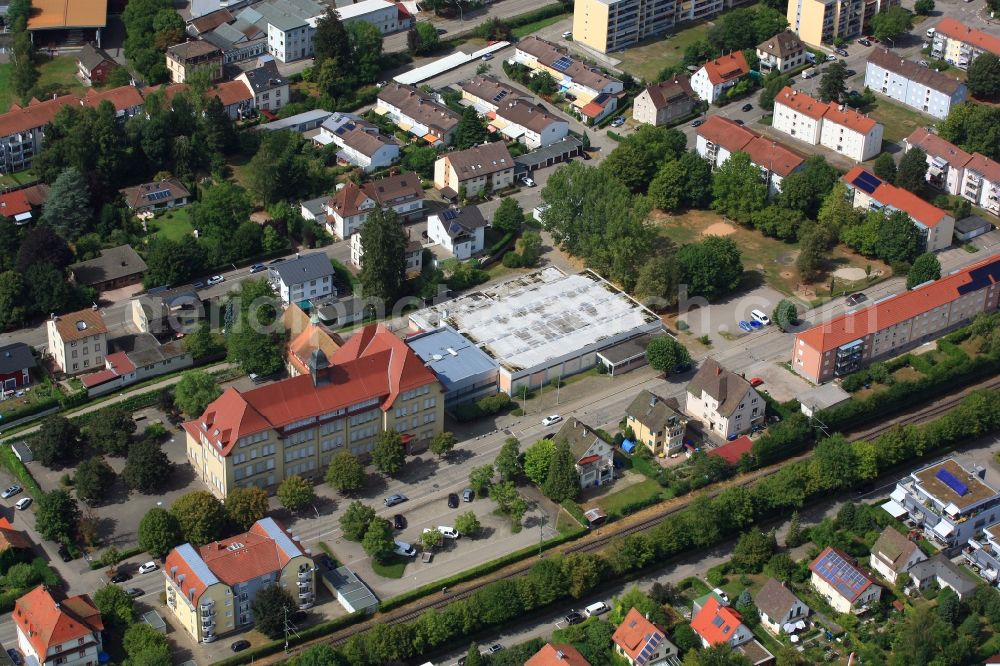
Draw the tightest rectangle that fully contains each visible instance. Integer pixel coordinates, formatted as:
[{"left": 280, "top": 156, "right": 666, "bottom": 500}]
[
  {"left": 225, "top": 486, "right": 270, "bottom": 531},
  {"left": 648, "top": 159, "right": 687, "bottom": 211},
  {"left": 244, "top": 131, "right": 310, "bottom": 205},
  {"left": 464, "top": 643, "right": 487, "bottom": 666},
  {"left": 325, "top": 451, "right": 365, "bottom": 493},
  {"left": 94, "top": 584, "right": 136, "bottom": 637},
  {"left": 358, "top": 207, "right": 407, "bottom": 302},
  {"left": 495, "top": 437, "right": 522, "bottom": 481},
  {"left": 313, "top": 8, "right": 352, "bottom": 66},
  {"left": 683, "top": 644, "right": 753, "bottom": 666},
  {"left": 468, "top": 464, "right": 495, "bottom": 495},
  {"left": 730, "top": 530, "right": 777, "bottom": 572},
  {"left": 192, "top": 181, "right": 253, "bottom": 237},
  {"left": 542, "top": 439, "right": 580, "bottom": 502},
  {"left": 183, "top": 321, "right": 224, "bottom": 360},
  {"left": 634, "top": 253, "right": 681, "bottom": 308},
  {"left": 36, "top": 490, "right": 80, "bottom": 542},
  {"left": 967, "top": 53, "right": 1000, "bottom": 101},
  {"left": 492, "top": 198, "right": 524, "bottom": 235},
  {"left": 938, "top": 102, "right": 1000, "bottom": 161},
  {"left": 82, "top": 407, "right": 136, "bottom": 457},
  {"left": 870, "top": 6, "right": 912, "bottom": 42},
  {"left": 455, "top": 511, "right": 482, "bottom": 537},
  {"left": 172, "top": 370, "right": 222, "bottom": 417},
  {"left": 372, "top": 429, "right": 407, "bottom": 475},
  {"left": 454, "top": 106, "right": 489, "bottom": 149},
  {"left": 11, "top": 31, "right": 36, "bottom": 99},
  {"left": 677, "top": 235, "right": 744, "bottom": 301},
  {"left": 645, "top": 336, "right": 691, "bottom": 374},
  {"left": 348, "top": 21, "right": 383, "bottom": 84},
  {"left": 914, "top": 0, "right": 934, "bottom": 14},
  {"left": 777, "top": 155, "right": 840, "bottom": 219},
  {"left": 277, "top": 475, "right": 315, "bottom": 512},
  {"left": 74, "top": 456, "right": 115, "bottom": 506},
  {"left": 785, "top": 510, "right": 803, "bottom": 547},
  {"left": 34, "top": 416, "right": 83, "bottom": 468},
  {"left": 750, "top": 205, "right": 804, "bottom": 241},
  {"left": 123, "top": 440, "right": 173, "bottom": 493},
  {"left": 873, "top": 152, "right": 898, "bottom": 183},
  {"left": 250, "top": 585, "right": 298, "bottom": 639},
  {"left": 15, "top": 224, "right": 71, "bottom": 274},
  {"left": 41, "top": 168, "right": 91, "bottom": 240},
  {"left": 340, "top": 501, "right": 376, "bottom": 541},
  {"left": 772, "top": 299, "right": 799, "bottom": 331},
  {"left": 0, "top": 271, "right": 27, "bottom": 330},
  {"left": 516, "top": 232, "right": 542, "bottom": 267},
  {"left": 818, "top": 60, "right": 848, "bottom": 102},
  {"left": 896, "top": 146, "right": 928, "bottom": 193},
  {"left": 429, "top": 431, "right": 458, "bottom": 457},
  {"left": 601, "top": 125, "right": 687, "bottom": 193},
  {"left": 23, "top": 264, "right": 70, "bottom": 320},
  {"left": 290, "top": 645, "right": 349, "bottom": 666},
  {"left": 123, "top": 623, "right": 170, "bottom": 665},
  {"left": 171, "top": 491, "right": 228, "bottom": 546},
  {"left": 907, "top": 253, "right": 941, "bottom": 289},
  {"left": 678, "top": 150, "right": 714, "bottom": 209},
  {"left": 421, "top": 527, "right": 443, "bottom": 550},
  {"left": 407, "top": 21, "right": 440, "bottom": 54},
  {"left": 759, "top": 73, "right": 791, "bottom": 111},
  {"left": 523, "top": 439, "right": 554, "bottom": 486},
  {"left": 527, "top": 70, "right": 558, "bottom": 95},
  {"left": 138, "top": 508, "right": 183, "bottom": 558},
  {"left": 711, "top": 151, "right": 768, "bottom": 223},
  {"left": 142, "top": 235, "right": 207, "bottom": 288},
  {"left": 362, "top": 517, "right": 396, "bottom": 561},
  {"left": 401, "top": 144, "right": 438, "bottom": 178}
]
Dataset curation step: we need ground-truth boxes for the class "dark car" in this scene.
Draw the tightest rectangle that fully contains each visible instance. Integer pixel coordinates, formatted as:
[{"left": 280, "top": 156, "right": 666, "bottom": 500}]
[
  {"left": 110, "top": 572, "right": 132, "bottom": 584},
  {"left": 741, "top": 103, "right": 753, "bottom": 112},
  {"left": 57, "top": 544, "right": 72, "bottom": 562},
  {"left": 580, "top": 150, "right": 591, "bottom": 160},
  {"left": 846, "top": 68, "right": 856, "bottom": 77},
  {"left": 125, "top": 588, "right": 143, "bottom": 598},
  {"left": 7, "top": 649, "right": 22, "bottom": 666},
  {"left": 836, "top": 47, "right": 849, "bottom": 57},
  {"left": 436, "top": 27, "right": 447, "bottom": 34},
  {"left": 393, "top": 514, "right": 406, "bottom": 530},
  {"left": 564, "top": 610, "right": 585, "bottom": 625},
  {"left": 231, "top": 640, "right": 251, "bottom": 652},
  {"left": 858, "top": 38, "right": 871, "bottom": 46},
  {"left": 268, "top": 257, "right": 286, "bottom": 265},
  {"left": 691, "top": 118, "right": 703, "bottom": 127},
  {"left": 846, "top": 292, "right": 867, "bottom": 306},
  {"left": 249, "top": 263, "right": 266, "bottom": 274},
  {"left": 543, "top": 433, "right": 556, "bottom": 440},
  {"left": 447, "top": 493, "right": 459, "bottom": 509},
  {"left": 734, "top": 119, "right": 745, "bottom": 125}
]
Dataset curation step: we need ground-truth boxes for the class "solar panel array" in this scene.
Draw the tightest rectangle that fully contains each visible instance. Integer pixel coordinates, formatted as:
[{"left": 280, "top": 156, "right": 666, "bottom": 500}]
[
  {"left": 449, "top": 222, "right": 463, "bottom": 235},
  {"left": 936, "top": 468, "right": 969, "bottom": 496},
  {"left": 552, "top": 56, "right": 573, "bottom": 72},
  {"left": 957, "top": 257, "right": 1000, "bottom": 295},
  {"left": 492, "top": 90, "right": 509, "bottom": 103},
  {"left": 815, "top": 549, "right": 868, "bottom": 601},
  {"left": 441, "top": 210, "right": 458, "bottom": 221},
  {"left": 635, "top": 632, "right": 663, "bottom": 665},
  {"left": 146, "top": 190, "right": 172, "bottom": 202},
  {"left": 851, "top": 171, "right": 881, "bottom": 195}
]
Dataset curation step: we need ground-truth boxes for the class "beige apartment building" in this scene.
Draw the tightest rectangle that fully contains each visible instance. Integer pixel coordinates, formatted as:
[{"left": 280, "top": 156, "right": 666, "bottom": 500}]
[
  {"left": 433, "top": 142, "right": 515, "bottom": 198},
  {"left": 787, "top": 0, "right": 899, "bottom": 47},
  {"left": 626, "top": 390, "right": 687, "bottom": 455},
  {"left": 166, "top": 40, "right": 223, "bottom": 83},
  {"left": 572, "top": 0, "right": 677, "bottom": 53},
  {"left": 183, "top": 324, "right": 444, "bottom": 498},
  {"left": 45, "top": 308, "right": 108, "bottom": 376}
]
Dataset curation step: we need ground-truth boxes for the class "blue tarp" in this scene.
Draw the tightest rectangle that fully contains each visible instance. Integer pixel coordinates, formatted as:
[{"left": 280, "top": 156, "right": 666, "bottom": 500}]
[{"left": 621, "top": 439, "right": 636, "bottom": 453}]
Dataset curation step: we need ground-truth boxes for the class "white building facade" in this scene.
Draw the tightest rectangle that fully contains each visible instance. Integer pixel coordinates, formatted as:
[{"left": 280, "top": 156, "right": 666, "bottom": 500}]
[{"left": 864, "top": 49, "right": 967, "bottom": 120}]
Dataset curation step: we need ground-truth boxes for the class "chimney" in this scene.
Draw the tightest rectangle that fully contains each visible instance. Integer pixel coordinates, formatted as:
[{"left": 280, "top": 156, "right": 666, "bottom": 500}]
[{"left": 716, "top": 366, "right": 722, "bottom": 376}]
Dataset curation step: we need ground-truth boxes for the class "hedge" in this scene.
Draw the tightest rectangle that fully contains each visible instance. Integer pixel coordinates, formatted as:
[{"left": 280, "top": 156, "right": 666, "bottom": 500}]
[
  {"left": 451, "top": 392, "right": 512, "bottom": 422},
  {"left": 560, "top": 499, "right": 588, "bottom": 527},
  {"left": 0, "top": 443, "right": 43, "bottom": 497},
  {"left": 87, "top": 546, "right": 145, "bottom": 570},
  {"left": 472, "top": 3, "right": 565, "bottom": 37}
]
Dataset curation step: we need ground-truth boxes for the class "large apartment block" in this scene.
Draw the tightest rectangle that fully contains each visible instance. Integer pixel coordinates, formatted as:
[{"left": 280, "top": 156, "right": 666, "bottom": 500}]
[
  {"left": 772, "top": 87, "right": 883, "bottom": 161},
  {"left": 886, "top": 458, "right": 1000, "bottom": 553},
  {"left": 791, "top": 254, "right": 1000, "bottom": 383},
  {"left": 787, "top": 0, "right": 898, "bottom": 47},
  {"left": 182, "top": 325, "right": 444, "bottom": 498},
  {"left": 864, "top": 49, "right": 966, "bottom": 119},
  {"left": 931, "top": 17, "right": 1000, "bottom": 70},
  {"left": 904, "top": 129, "right": 1000, "bottom": 217},
  {"left": 571, "top": 0, "right": 676, "bottom": 53},
  {"left": 695, "top": 115, "right": 805, "bottom": 196},
  {"left": 164, "top": 517, "right": 315, "bottom": 643}
]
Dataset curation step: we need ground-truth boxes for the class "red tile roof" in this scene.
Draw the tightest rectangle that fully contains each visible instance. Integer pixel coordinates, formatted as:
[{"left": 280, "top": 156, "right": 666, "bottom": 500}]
[
  {"left": 696, "top": 115, "right": 755, "bottom": 151},
  {"left": 82, "top": 85, "right": 144, "bottom": 111},
  {"left": 526, "top": 643, "right": 592, "bottom": 666},
  {"left": 905, "top": 127, "right": 973, "bottom": 167},
  {"left": 182, "top": 387, "right": 271, "bottom": 457},
  {"left": 697, "top": 116, "right": 804, "bottom": 177},
  {"left": 198, "top": 520, "right": 300, "bottom": 586},
  {"left": 612, "top": 607, "right": 667, "bottom": 661},
  {"left": 701, "top": 52, "right": 750, "bottom": 85},
  {"left": 773, "top": 87, "right": 827, "bottom": 120},
  {"left": 14, "top": 587, "right": 103, "bottom": 660},
  {"left": 0, "top": 190, "right": 33, "bottom": 218},
  {"left": 842, "top": 166, "right": 950, "bottom": 228},
  {"left": 0, "top": 94, "right": 78, "bottom": 137},
  {"left": 823, "top": 101, "right": 878, "bottom": 134},
  {"left": 965, "top": 152, "right": 1000, "bottom": 183},
  {"left": 708, "top": 435, "right": 753, "bottom": 464},
  {"left": 210, "top": 80, "right": 252, "bottom": 107},
  {"left": 0, "top": 517, "right": 32, "bottom": 551},
  {"left": 80, "top": 351, "right": 135, "bottom": 388},
  {"left": 795, "top": 252, "right": 1000, "bottom": 353},
  {"left": 935, "top": 17, "right": 1000, "bottom": 57},
  {"left": 691, "top": 596, "right": 745, "bottom": 646},
  {"left": 328, "top": 181, "right": 373, "bottom": 219}
]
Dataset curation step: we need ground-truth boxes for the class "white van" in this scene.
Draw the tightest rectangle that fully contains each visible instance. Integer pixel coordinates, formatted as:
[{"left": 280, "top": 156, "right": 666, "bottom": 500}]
[
  {"left": 751, "top": 309, "right": 771, "bottom": 325},
  {"left": 926, "top": 27, "right": 936, "bottom": 38},
  {"left": 801, "top": 67, "right": 817, "bottom": 79},
  {"left": 584, "top": 601, "right": 609, "bottom": 617}
]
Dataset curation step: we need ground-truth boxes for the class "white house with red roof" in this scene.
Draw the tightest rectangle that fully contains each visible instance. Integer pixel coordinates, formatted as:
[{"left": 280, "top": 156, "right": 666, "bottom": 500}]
[
  {"left": 690, "top": 595, "right": 752, "bottom": 648},
  {"left": 772, "top": 87, "right": 883, "bottom": 161},
  {"left": 14, "top": 586, "right": 104, "bottom": 666},
  {"left": 959, "top": 153, "right": 1000, "bottom": 219},
  {"left": 904, "top": 127, "right": 974, "bottom": 196},
  {"left": 841, "top": 166, "right": 955, "bottom": 252},
  {"left": 809, "top": 547, "right": 882, "bottom": 614},
  {"left": 163, "top": 517, "right": 315, "bottom": 643},
  {"left": 695, "top": 115, "right": 806, "bottom": 196},
  {"left": 182, "top": 324, "right": 444, "bottom": 498},
  {"left": 690, "top": 52, "right": 749, "bottom": 104},
  {"left": 612, "top": 607, "right": 681, "bottom": 666}
]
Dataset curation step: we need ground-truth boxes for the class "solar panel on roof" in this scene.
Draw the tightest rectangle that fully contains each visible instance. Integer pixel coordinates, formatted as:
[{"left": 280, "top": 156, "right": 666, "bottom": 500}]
[
  {"left": 441, "top": 210, "right": 457, "bottom": 221},
  {"left": 492, "top": 90, "right": 508, "bottom": 103},
  {"left": 851, "top": 171, "right": 882, "bottom": 194},
  {"left": 958, "top": 257, "right": 1000, "bottom": 294},
  {"left": 147, "top": 190, "right": 172, "bottom": 201},
  {"left": 936, "top": 468, "right": 969, "bottom": 496},
  {"left": 552, "top": 56, "right": 573, "bottom": 71}
]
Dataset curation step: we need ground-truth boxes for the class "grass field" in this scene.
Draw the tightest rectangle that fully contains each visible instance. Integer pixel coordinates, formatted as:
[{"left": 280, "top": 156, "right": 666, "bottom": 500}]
[
  {"left": 512, "top": 13, "right": 569, "bottom": 39},
  {"left": 0, "top": 169, "right": 38, "bottom": 190},
  {"left": 151, "top": 207, "right": 195, "bottom": 241},
  {"left": 0, "top": 65, "right": 12, "bottom": 113},
  {"left": 371, "top": 555, "right": 408, "bottom": 578},
  {"left": 615, "top": 22, "right": 712, "bottom": 82},
  {"left": 866, "top": 97, "right": 931, "bottom": 144},
  {"left": 0, "top": 56, "right": 86, "bottom": 113},
  {"left": 596, "top": 478, "right": 664, "bottom": 518}
]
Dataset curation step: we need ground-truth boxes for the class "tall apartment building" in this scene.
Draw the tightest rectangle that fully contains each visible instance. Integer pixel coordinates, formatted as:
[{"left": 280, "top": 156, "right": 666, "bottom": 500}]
[
  {"left": 864, "top": 49, "right": 966, "bottom": 119},
  {"left": 166, "top": 40, "right": 224, "bottom": 83},
  {"left": 772, "top": 87, "right": 883, "bottom": 161},
  {"left": 183, "top": 324, "right": 444, "bottom": 498},
  {"left": 46, "top": 308, "right": 108, "bottom": 376},
  {"left": 931, "top": 17, "right": 1000, "bottom": 70},
  {"left": 960, "top": 154, "right": 1000, "bottom": 219},
  {"left": 695, "top": 115, "right": 805, "bottom": 196},
  {"left": 787, "top": 0, "right": 898, "bottom": 47},
  {"left": 163, "top": 517, "right": 315, "bottom": 643},
  {"left": 790, "top": 254, "right": 1000, "bottom": 383},
  {"left": 571, "top": 0, "right": 676, "bottom": 53}
]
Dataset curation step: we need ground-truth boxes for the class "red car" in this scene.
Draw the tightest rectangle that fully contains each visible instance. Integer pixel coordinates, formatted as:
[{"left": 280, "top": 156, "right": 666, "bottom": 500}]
[{"left": 750, "top": 377, "right": 764, "bottom": 387}]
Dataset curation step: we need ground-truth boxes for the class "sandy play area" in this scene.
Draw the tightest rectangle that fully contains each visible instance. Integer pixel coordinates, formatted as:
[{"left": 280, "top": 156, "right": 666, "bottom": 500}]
[
  {"left": 833, "top": 266, "right": 868, "bottom": 281},
  {"left": 702, "top": 222, "right": 737, "bottom": 237}
]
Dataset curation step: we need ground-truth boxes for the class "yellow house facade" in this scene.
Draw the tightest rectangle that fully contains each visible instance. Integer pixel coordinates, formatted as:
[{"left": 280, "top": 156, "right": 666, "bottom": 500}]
[{"left": 626, "top": 390, "right": 688, "bottom": 456}]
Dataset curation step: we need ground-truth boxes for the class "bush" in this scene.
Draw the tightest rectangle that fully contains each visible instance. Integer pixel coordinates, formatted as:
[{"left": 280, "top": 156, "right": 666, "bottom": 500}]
[
  {"left": 706, "top": 564, "right": 728, "bottom": 587},
  {"left": 452, "top": 392, "right": 512, "bottom": 422}
]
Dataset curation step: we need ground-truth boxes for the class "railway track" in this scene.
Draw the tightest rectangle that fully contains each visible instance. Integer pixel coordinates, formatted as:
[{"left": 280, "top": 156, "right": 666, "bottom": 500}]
[{"left": 263, "top": 377, "right": 1000, "bottom": 661}]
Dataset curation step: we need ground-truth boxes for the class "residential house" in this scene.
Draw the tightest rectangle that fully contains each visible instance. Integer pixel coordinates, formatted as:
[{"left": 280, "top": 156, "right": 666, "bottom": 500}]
[
  {"left": 76, "top": 43, "right": 117, "bottom": 85},
  {"left": 376, "top": 83, "right": 461, "bottom": 145},
  {"left": 46, "top": 308, "right": 108, "bottom": 376},
  {"left": 207, "top": 79, "right": 256, "bottom": 119},
  {"left": 959, "top": 153, "right": 1000, "bottom": 218},
  {"left": 321, "top": 172, "right": 425, "bottom": 239},
  {"left": 691, "top": 52, "right": 750, "bottom": 104},
  {"left": 182, "top": 324, "right": 444, "bottom": 496},
  {"left": 691, "top": 595, "right": 752, "bottom": 648},
  {"left": 69, "top": 245, "right": 148, "bottom": 291},
  {"left": 841, "top": 166, "right": 955, "bottom": 251},
  {"left": 792, "top": 254, "right": 1000, "bottom": 383},
  {"left": 904, "top": 127, "right": 973, "bottom": 196},
  {"left": 579, "top": 93, "right": 619, "bottom": 125},
  {"left": 351, "top": 233, "right": 423, "bottom": 276},
  {"left": 756, "top": 30, "right": 806, "bottom": 73},
  {"left": 80, "top": 85, "right": 146, "bottom": 122},
  {"left": 235, "top": 57, "right": 288, "bottom": 113},
  {"left": 772, "top": 87, "right": 884, "bottom": 161},
  {"left": 0, "top": 189, "right": 37, "bottom": 225},
  {"left": 14, "top": 587, "right": 103, "bottom": 666},
  {"left": 427, "top": 207, "right": 489, "bottom": 260},
  {"left": 282, "top": 302, "right": 343, "bottom": 377},
  {"left": 81, "top": 339, "right": 193, "bottom": 397},
  {"left": 572, "top": 0, "right": 677, "bottom": 54},
  {"left": 907, "top": 553, "right": 979, "bottom": 600},
  {"left": 612, "top": 607, "right": 681, "bottom": 666},
  {"left": 166, "top": 40, "right": 224, "bottom": 83},
  {"left": 963, "top": 519, "right": 1000, "bottom": 583},
  {"left": 869, "top": 526, "right": 927, "bottom": 583},
  {"left": 555, "top": 418, "right": 615, "bottom": 488},
  {"left": 405, "top": 325, "right": 500, "bottom": 406},
  {"left": 0, "top": 516, "right": 33, "bottom": 567},
  {"left": 864, "top": 49, "right": 967, "bottom": 119},
  {"left": 632, "top": 77, "right": 697, "bottom": 127},
  {"left": 267, "top": 252, "right": 336, "bottom": 304},
  {"left": 0, "top": 343, "right": 36, "bottom": 391},
  {"left": 788, "top": 0, "right": 899, "bottom": 47},
  {"left": 625, "top": 389, "right": 687, "bottom": 456},
  {"left": 0, "top": 94, "right": 83, "bottom": 173},
  {"left": 433, "top": 142, "right": 515, "bottom": 198},
  {"left": 931, "top": 17, "right": 1000, "bottom": 70},
  {"left": 754, "top": 577, "right": 809, "bottom": 636},
  {"left": 196, "top": 9, "right": 268, "bottom": 64},
  {"left": 163, "top": 518, "right": 315, "bottom": 643},
  {"left": 119, "top": 178, "right": 192, "bottom": 215},
  {"left": 460, "top": 75, "right": 520, "bottom": 112},
  {"left": 885, "top": 457, "right": 1000, "bottom": 553},
  {"left": 696, "top": 115, "right": 805, "bottom": 195},
  {"left": 512, "top": 37, "right": 624, "bottom": 119},
  {"left": 493, "top": 98, "right": 569, "bottom": 149},
  {"left": 132, "top": 285, "right": 202, "bottom": 337},
  {"left": 526, "top": 643, "right": 592, "bottom": 666},
  {"left": 254, "top": 0, "right": 326, "bottom": 63},
  {"left": 809, "top": 547, "right": 882, "bottom": 614},
  {"left": 314, "top": 112, "right": 400, "bottom": 173},
  {"left": 684, "top": 358, "right": 764, "bottom": 439},
  {"left": 337, "top": 0, "right": 401, "bottom": 34}
]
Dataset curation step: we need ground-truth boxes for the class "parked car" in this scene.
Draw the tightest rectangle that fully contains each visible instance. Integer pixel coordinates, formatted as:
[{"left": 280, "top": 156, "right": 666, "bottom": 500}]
[
  {"left": 846, "top": 68, "right": 856, "bottom": 77},
  {"left": 394, "top": 540, "right": 416, "bottom": 557},
  {"left": 447, "top": 493, "right": 459, "bottom": 509},
  {"left": 463, "top": 488, "right": 474, "bottom": 502},
  {"left": 249, "top": 263, "right": 266, "bottom": 274},
  {"left": 750, "top": 309, "right": 770, "bottom": 326},
  {"left": 393, "top": 514, "right": 407, "bottom": 530},
  {"left": 520, "top": 175, "right": 536, "bottom": 187},
  {"left": 488, "top": 644, "right": 505, "bottom": 654},
  {"left": 480, "top": 53, "right": 493, "bottom": 61},
  {"left": 918, "top": 59, "right": 930, "bottom": 67},
  {"left": 125, "top": 588, "right": 143, "bottom": 598},
  {"left": 2, "top": 484, "right": 21, "bottom": 499},
  {"left": 138, "top": 561, "right": 158, "bottom": 574},
  {"left": 610, "top": 116, "right": 626, "bottom": 127},
  {"left": 835, "top": 47, "right": 849, "bottom": 57},
  {"left": 111, "top": 572, "right": 132, "bottom": 583},
  {"left": 825, "top": 53, "right": 837, "bottom": 62},
  {"left": 192, "top": 280, "right": 206, "bottom": 289},
  {"left": 713, "top": 588, "right": 730, "bottom": 604},
  {"left": 7, "top": 649, "right": 22, "bottom": 666},
  {"left": 426, "top": 526, "right": 460, "bottom": 539},
  {"left": 436, "top": 27, "right": 447, "bottom": 34},
  {"left": 564, "top": 610, "right": 585, "bottom": 625},
  {"left": 845, "top": 292, "right": 867, "bottom": 306},
  {"left": 14, "top": 498, "right": 31, "bottom": 510},
  {"left": 207, "top": 275, "right": 225, "bottom": 286},
  {"left": 734, "top": 119, "right": 745, "bottom": 125},
  {"left": 268, "top": 257, "right": 286, "bottom": 265},
  {"left": 384, "top": 494, "right": 408, "bottom": 507},
  {"left": 584, "top": 601, "right": 610, "bottom": 616},
  {"left": 230, "top": 640, "right": 251, "bottom": 653},
  {"left": 750, "top": 377, "right": 764, "bottom": 387},
  {"left": 562, "top": 31, "right": 572, "bottom": 38},
  {"left": 691, "top": 119, "right": 703, "bottom": 127},
  {"left": 858, "top": 38, "right": 871, "bottom": 46},
  {"left": 741, "top": 103, "right": 753, "bottom": 112},
  {"left": 57, "top": 544, "right": 72, "bottom": 562},
  {"left": 542, "top": 414, "right": 562, "bottom": 427},
  {"left": 738, "top": 320, "right": 753, "bottom": 332}
]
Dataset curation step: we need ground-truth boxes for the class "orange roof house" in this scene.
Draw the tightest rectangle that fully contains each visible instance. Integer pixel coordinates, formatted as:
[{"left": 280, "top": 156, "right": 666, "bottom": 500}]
[
  {"left": 612, "top": 607, "right": 680, "bottom": 666},
  {"left": 13, "top": 587, "right": 103, "bottom": 665},
  {"left": 691, "top": 596, "right": 751, "bottom": 648},
  {"left": 701, "top": 52, "right": 750, "bottom": 85},
  {"left": 842, "top": 166, "right": 952, "bottom": 229},
  {"left": 526, "top": 643, "right": 592, "bottom": 666},
  {"left": 0, "top": 516, "right": 32, "bottom": 552}
]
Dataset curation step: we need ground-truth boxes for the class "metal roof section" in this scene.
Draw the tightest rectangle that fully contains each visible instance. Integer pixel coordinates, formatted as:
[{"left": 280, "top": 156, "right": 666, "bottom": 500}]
[{"left": 176, "top": 543, "right": 221, "bottom": 587}]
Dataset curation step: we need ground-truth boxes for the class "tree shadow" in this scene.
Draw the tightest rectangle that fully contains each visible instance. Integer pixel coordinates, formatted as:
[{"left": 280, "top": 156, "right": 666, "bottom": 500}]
[
  {"left": 445, "top": 448, "right": 476, "bottom": 465},
  {"left": 395, "top": 456, "right": 440, "bottom": 484},
  {"left": 159, "top": 462, "right": 196, "bottom": 493}
]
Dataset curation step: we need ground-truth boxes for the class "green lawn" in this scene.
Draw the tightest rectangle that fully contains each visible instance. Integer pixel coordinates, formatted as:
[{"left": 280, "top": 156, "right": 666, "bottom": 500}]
[
  {"left": 0, "top": 56, "right": 86, "bottom": 113},
  {"left": 371, "top": 555, "right": 408, "bottom": 578},
  {"left": 0, "top": 64, "right": 12, "bottom": 113},
  {"left": 866, "top": 97, "right": 931, "bottom": 144},
  {"left": 512, "top": 13, "right": 569, "bottom": 39},
  {"left": 150, "top": 207, "right": 195, "bottom": 241},
  {"left": 616, "top": 22, "right": 712, "bottom": 82},
  {"left": 596, "top": 478, "right": 665, "bottom": 518},
  {"left": 0, "top": 169, "right": 38, "bottom": 190}
]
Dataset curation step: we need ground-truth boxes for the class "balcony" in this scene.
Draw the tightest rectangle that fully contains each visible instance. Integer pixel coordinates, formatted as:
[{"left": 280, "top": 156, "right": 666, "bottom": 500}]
[{"left": 201, "top": 617, "right": 215, "bottom": 630}]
